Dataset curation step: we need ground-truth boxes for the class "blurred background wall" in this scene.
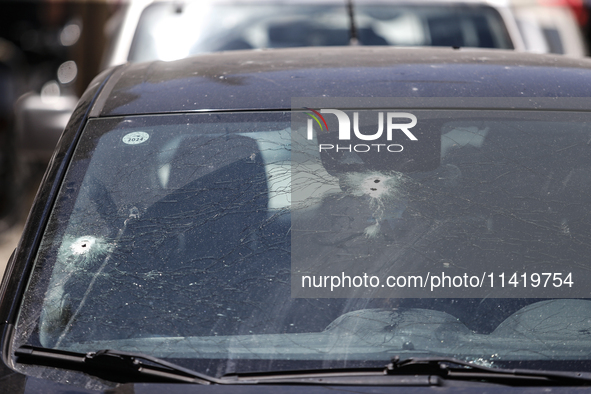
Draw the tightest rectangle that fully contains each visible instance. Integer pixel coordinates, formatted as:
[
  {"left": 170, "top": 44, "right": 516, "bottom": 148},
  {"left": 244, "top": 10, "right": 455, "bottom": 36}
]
[
  {"left": 0, "top": 0, "right": 120, "bottom": 269},
  {"left": 0, "top": 0, "right": 119, "bottom": 96}
]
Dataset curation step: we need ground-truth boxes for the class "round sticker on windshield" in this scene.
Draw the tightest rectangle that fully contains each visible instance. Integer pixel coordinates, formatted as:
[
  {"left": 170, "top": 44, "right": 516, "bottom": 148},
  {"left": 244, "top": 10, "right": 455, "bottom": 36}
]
[{"left": 122, "top": 131, "right": 150, "bottom": 145}]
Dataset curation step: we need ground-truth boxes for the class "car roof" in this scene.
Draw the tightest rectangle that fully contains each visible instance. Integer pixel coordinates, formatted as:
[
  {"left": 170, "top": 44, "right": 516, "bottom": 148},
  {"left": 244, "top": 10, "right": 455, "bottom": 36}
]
[{"left": 91, "top": 46, "right": 591, "bottom": 117}]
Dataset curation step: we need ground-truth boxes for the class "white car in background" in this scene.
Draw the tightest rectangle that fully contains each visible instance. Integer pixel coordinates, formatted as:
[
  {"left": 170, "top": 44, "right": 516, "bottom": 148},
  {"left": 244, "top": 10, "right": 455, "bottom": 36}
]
[{"left": 102, "top": 0, "right": 527, "bottom": 68}]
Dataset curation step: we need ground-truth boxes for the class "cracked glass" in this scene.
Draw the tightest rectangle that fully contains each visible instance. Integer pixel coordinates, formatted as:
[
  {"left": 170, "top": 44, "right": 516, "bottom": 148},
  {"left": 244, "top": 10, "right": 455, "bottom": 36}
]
[{"left": 13, "top": 109, "right": 591, "bottom": 381}]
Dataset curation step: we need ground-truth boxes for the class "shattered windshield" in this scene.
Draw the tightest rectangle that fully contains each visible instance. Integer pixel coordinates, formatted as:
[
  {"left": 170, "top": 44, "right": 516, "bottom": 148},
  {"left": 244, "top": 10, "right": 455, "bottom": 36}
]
[{"left": 13, "top": 110, "right": 591, "bottom": 378}]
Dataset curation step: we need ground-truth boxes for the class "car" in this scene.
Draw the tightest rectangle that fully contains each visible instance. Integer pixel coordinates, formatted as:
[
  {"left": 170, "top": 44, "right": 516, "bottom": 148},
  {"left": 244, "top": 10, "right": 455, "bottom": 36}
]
[
  {"left": 103, "top": 0, "right": 525, "bottom": 67},
  {"left": 512, "top": 0, "right": 587, "bottom": 57},
  {"left": 17, "top": 0, "right": 528, "bottom": 167},
  {"left": 4, "top": 46, "right": 591, "bottom": 392}
]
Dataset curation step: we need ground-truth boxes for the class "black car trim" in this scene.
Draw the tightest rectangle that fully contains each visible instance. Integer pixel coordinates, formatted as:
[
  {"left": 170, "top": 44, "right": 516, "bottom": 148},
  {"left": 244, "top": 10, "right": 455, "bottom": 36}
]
[
  {"left": 92, "top": 96, "right": 591, "bottom": 119},
  {"left": 88, "top": 63, "right": 129, "bottom": 119},
  {"left": 91, "top": 105, "right": 591, "bottom": 119}
]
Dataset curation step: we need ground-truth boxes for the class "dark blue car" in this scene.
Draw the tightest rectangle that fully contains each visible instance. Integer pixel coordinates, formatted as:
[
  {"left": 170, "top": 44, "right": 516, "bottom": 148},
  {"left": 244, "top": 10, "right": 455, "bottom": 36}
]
[{"left": 3, "top": 46, "right": 591, "bottom": 392}]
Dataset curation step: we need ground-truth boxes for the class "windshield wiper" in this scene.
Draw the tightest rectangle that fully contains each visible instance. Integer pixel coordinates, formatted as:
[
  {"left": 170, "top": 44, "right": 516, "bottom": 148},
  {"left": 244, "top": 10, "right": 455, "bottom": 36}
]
[
  {"left": 15, "top": 346, "right": 591, "bottom": 387},
  {"left": 222, "top": 357, "right": 591, "bottom": 387},
  {"left": 15, "top": 345, "right": 220, "bottom": 384},
  {"left": 387, "top": 357, "right": 591, "bottom": 386}
]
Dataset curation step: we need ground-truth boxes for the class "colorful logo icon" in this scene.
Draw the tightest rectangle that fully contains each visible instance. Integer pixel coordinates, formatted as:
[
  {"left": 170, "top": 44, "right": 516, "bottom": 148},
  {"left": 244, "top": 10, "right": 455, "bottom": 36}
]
[{"left": 304, "top": 108, "right": 329, "bottom": 133}]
